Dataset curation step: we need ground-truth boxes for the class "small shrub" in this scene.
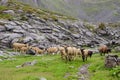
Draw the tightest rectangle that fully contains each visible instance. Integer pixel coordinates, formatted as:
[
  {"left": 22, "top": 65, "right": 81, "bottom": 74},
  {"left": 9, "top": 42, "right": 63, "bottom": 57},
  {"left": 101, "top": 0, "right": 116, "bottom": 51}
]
[
  {"left": 98, "top": 23, "right": 106, "bottom": 30},
  {"left": 0, "top": 6, "right": 8, "bottom": 12}
]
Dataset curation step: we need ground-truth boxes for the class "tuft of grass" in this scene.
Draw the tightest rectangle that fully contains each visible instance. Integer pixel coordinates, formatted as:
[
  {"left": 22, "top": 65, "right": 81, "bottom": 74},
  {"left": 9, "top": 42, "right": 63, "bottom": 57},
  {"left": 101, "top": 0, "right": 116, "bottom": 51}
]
[{"left": 98, "top": 22, "right": 106, "bottom": 30}]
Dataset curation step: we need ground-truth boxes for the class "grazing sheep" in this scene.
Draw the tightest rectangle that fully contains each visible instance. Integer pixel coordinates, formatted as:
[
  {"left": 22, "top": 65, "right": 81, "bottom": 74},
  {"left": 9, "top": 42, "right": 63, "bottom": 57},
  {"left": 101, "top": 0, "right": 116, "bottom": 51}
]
[
  {"left": 46, "top": 47, "right": 59, "bottom": 55},
  {"left": 13, "top": 43, "right": 28, "bottom": 52},
  {"left": 59, "top": 47, "right": 68, "bottom": 60},
  {"left": 20, "top": 46, "right": 29, "bottom": 54},
  {"left": 37, "top": 48, "right": 45, "bottom": 54},
  {"left": 64, "top": 47, "right": 82, "bottom": 61},
  {"left": 65, "top": 47, "right": 75, "bottom": 61},
  {"left": 81, "top": 49, "right": 93, "bottom": 62},
  {"left": 98, "top": 44, "right": 111, "bottom": 56},
  {"left": 88, "top": 50, "right": 93, "bottom": 58},
  {"left": 58, "top": 46, "right": 65, "bottom": 52},
  {"left": 31, "top": 47, "right": 41, "bottom": 54}
]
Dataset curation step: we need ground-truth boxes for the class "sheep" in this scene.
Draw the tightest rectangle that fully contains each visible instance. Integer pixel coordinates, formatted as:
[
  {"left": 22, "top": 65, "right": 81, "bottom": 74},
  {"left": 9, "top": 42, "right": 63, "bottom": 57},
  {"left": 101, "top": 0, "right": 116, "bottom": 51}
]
[
  {"left": 46, "top": 47, "right": 59, "bottom": 55},
  {"left": 58, "top": 46, "right": 65, "bottom": 52},
  {"left": 64, "top": 47, "right": 82, "bottom": 61},
  {"left": 59, "top": 46, "right": 82, "bottom": 61},
  {"left": 65, "top": 47, "right": 75, "bottom": 61},
  {"left": 98, "top": 44, "right": 111, "bottom": 56},
  {"left": 30, "top": 47, "right": 43, "bottom": 54},
  {"left": 37, "top": 48, "right": 45, "bottom": 54},
  {"left": 20, "top": 46, "right": 29, "bottom": 54},
  {"left": 81, "top": 49, "right": 93, "bottom": 62},
  {"left": 59, "top": 47, "right": 68, "bottom": 60},
  {"left": 13, "top": 43, "right": 28, "bottom": 52}
]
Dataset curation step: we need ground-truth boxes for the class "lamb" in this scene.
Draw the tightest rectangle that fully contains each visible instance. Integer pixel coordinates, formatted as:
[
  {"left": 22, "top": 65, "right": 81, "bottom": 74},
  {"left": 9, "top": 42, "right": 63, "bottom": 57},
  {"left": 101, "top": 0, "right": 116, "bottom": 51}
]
[
  {"left": 13, "top": 43, "right": 28, "bottom": 52},
  {"left": 98, "top": 44, "right": 111, "bottom": 56}
]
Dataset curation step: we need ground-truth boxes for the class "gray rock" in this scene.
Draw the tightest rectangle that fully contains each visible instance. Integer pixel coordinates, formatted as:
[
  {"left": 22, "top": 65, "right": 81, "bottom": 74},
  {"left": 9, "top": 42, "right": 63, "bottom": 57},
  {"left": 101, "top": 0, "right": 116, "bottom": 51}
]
[
  {"left": 116, "top": 40, "right": 120, "bottom": 45},
  {"left": 20, "top": 60, "right": 37, "bottom": 67},
  {"left": 0, "top": 25, "right": 6, "bottom": 32},
  {"left": 114, "top": 46, "right": 120, "bottom": 52},
  {"left": 4, "top": 33, "right": 23, "bottom": 40},
  {"left": 13, "top": 29, "right": 25, "bottom": 33},
  {"left": 0, "top": 59, "right": 3, "bottom": 61},
  {"left": 26, "top": 49, "right": 36, "bottom": 55},
  {"left": 78, "top": 64, "right": 90, "bottom": 80},
  {"left": 23, "top": 36, "right": 34, "bottom": 43},
  {"left": 0, "top": 51, "right": 4, "bottom": 57},
  {"left": 40, "top": 77, "right": 47, "bottom": 80},
  {"left": 3, "top": 10, "right": 15, "bottom": 16},
  {"left": 5, "top": 24, "right": 16, "bottom": 31},
  {"left": 17, "top": 9, "right": 24, "bottom": 14},
  {"left": 105, "top": 55, "right": 120, "bottom": 68},
  {"left": 86, "top": 31, "right": 93, "bottom": 37},
  {"left": 0, "top": 0, "right": 8, "bottom": 5},
  {"left": 0, "top": 14, "right": 120, "bottom": 50}
]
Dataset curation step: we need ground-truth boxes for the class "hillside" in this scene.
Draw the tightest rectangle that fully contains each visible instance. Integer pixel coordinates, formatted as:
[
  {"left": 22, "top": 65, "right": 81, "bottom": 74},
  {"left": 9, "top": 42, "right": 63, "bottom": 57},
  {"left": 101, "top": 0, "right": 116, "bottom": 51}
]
[
  {"left": 17, "top": 0, "right": 120, "bottom": 22},
  {"left": 0, "top": 0, "right": 120, "bottom": 49},
  {"left": 0, "top": 0, "right": 120, "bottom": 80}
]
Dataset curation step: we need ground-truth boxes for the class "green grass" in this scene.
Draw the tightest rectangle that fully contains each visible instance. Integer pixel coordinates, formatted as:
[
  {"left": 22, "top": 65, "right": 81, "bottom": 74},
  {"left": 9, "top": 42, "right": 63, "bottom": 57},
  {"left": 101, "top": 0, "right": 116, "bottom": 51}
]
[
  {"left": 0, "top": 52, "right": 120, "bottom": 80},
  {"left": 0, "top": 0, "right": 76, "bottom": 21}
]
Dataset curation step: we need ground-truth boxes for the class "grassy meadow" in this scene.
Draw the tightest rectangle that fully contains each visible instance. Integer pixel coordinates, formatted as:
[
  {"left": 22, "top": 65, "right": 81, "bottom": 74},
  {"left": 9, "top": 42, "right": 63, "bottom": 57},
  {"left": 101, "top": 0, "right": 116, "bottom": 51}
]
[{"left": 0, "top": 51, "right": 120, "bottom": 80}]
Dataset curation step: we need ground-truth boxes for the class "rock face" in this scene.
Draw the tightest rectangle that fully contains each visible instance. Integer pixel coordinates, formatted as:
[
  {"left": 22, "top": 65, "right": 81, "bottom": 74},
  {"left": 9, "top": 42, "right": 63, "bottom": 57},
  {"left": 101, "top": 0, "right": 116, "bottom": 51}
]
[
  {"left": 0, "top": 0, "right": 8, "bottom": 5},
  {"left": 0, "top": 14, "right": 120, "bottom": 49},
  {"left": 105, "top": 55, "right": 120, "bottom": 68}
]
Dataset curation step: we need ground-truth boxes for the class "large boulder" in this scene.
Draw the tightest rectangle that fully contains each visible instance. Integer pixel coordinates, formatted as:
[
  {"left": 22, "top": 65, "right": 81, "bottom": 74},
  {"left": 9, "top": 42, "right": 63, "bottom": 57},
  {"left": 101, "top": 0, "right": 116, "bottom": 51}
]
[{"left": 105, "top": 55, "right": 120, "bottom": 68}]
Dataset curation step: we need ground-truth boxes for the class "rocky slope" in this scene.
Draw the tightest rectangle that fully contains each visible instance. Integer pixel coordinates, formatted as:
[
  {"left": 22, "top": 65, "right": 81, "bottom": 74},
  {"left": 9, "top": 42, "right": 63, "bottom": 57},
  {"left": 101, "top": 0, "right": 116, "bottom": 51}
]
[
  {"left": 0, "top": 0, "right": 120, "bottom": 50},
  {"left": 17, "top": 0, "right": 120, "bottom": 22}
]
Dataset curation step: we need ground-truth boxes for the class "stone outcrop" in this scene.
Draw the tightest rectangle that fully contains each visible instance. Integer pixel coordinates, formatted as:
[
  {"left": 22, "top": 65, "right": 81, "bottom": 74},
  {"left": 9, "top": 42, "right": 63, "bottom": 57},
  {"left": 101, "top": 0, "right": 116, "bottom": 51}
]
[
  {"left": 105, "top": 55, "right": 120, "bottom": 68},
  {"left": 0, "top": 15, "right": 120, "bottom": 50}
]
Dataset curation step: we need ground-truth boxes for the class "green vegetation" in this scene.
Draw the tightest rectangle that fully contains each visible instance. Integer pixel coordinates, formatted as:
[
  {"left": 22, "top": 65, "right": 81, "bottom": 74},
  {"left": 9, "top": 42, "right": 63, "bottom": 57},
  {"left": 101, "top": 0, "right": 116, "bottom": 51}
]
[
  {"left": 84, "top": 23, "right": 96, "bottom": 32},
  {"left": 98, "top": 23, "right": 106, "bottom": 30},
  {"left": 0, "top": 5, "right": 12, "bottom": 19},
  {"left": 0, "top": 0, "right": 76, "bottom": 21},
  {"left": 108, "top": 22, "right": 120, "bottom": 28},
  {"left": 0, "top": 51, "right": 120, "bottom": 80}
]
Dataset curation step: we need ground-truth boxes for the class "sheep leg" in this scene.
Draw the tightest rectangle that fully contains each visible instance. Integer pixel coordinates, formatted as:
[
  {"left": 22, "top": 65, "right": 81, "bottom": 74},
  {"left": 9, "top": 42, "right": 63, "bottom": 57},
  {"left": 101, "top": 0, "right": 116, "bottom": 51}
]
[
  {"left": 82, "top": 56, "right": 85, "bottom": 62},
  {"left": 86, "top": 56, "right": 87, "bottom": 61},
  {"left": 100, "top": 52, "right": 102, "bottom": 56},
  {"left": 68, "top": 55, "right": 72, "bottom": 61}
]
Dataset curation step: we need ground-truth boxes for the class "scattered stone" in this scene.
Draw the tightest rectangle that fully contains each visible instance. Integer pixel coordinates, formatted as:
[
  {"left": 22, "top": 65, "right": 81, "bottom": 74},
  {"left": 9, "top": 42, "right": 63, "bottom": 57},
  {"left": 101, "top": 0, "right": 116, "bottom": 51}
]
[
  {"left": 69, "top": 66, "right": 74, "bottom": 69},
  {"left": 0, "top": 59, "right": 3, "bottom": 61},
  {"left": 114, "top": 46, "right": 120, "bottom": 52},
  {"left": 77, "top": 64, "right": 90, "bottom": 80},
  {"left": 64, "top": 73, "right": 71, "bottom": 78},
  {"left": 16, "top": 60, "right": 37, "bottom": 68},
  {"left": 3, "top": 10, "right": 15, "bottom": 16},
  {"left": 39, "top": 77, "right": 47, "bottom": 80},
  {"left": 26, "top": 49, "right": 36, "bottom": 55}
]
